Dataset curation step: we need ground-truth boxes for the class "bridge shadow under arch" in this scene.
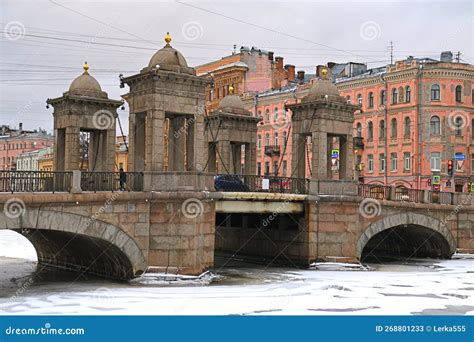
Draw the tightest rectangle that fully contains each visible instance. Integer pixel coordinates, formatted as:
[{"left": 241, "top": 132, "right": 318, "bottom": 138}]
[
  {"left": 357, "top": 213, "right": 456, "bottom": 261},
  {"left": 2, "top": 209, "right": 146, "bottom": 280}
]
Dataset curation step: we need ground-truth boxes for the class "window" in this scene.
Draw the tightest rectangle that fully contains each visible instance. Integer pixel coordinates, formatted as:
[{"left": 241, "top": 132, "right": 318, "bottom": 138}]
[
  {"left": 405, "top": 86, "right": 411, "bottom": 102},
  {"left": 455, "top": 85, "right": 462, "bottom": 103},
  {"left": 357, "top": 94, "right": 362, "bottom": 106},
  {"left": 455, "top": 153, "right": 463, "bottom": 171},
  {"left": 282, "top": 160, "right": 287, "bottom": 176},
  {"left": 356, "top": 122, "right": 362, "bottom": 138},
  {"left": 454, "top": 117, "right": 464, "bottom": 136},
  {"left": 390, "top": 118, "right": 397, "bottom": 139},
  {"left": 367, "top": 121, "right": 373, "bottom": 141},
  {"left": 264, "top": 161, "right": 270, "bottom": 175},
  {"left": 274, "top": 132, "right": 279, "bottom": 145},
  {"left": 430, "top": 116, "right": 441, "bottom": 135},
  {"left": 265, "top": 109, "right": 270, "bottom": 121},
  {"left": 273, "top": 161, "right": 278, "bottom": 176},
  {"left": 398, "top": 87, "right": 404, "bottom": 103},
  {"left": 380, "top": 90, "right": 386, "bottom": 105},
  {"left": 265, "top": 134, "right": 270, "bottom": 146},
  {"left": 404, "top": 117, "right": 411, "bottom": 138},
  {"left": 390, "top": 153, "right": 397, "bottom": 171},
  {"left": 257, "top": 110, "right": 262, "bottom": 119},
  {"left": 257, "top": 162, "right": 261, "bottom": 175},
  {"left": 472, "top": 154, "right": 474, "bottom": 174},
  {"left": 346, "top": 95, "right": 351, "bottom": 104},
  {"left": 404, "top": 152, "right": 411, "bottom": 170},
  {"left": 368, "top": 92, "right": 374, "bottom": 108},
  {"left": 274, "top": 108, "right": 279, "bottom": 121},
  {"left": 431, "top": 84, "right": 440, "bottom": 101},
  {"left": 379, "top": 120, "right": 386, "bottom": 139},
  {"left": 257, "top": 135, "right": 262, "bottom": 149},
  {"left": 392, "top": 88, "right": 398, "bottom": 104},
  {"left": 379, "top": 153, "right": 385, "bottom": 172},
  {"left": 367, "top": 154, "right": 374, "bottom": 172},
  {"left": 282, "top": 131, "right": 287, "bottom": 146},
  {"left": 430, "top": 152, "right": 441, "bottom": 171}
]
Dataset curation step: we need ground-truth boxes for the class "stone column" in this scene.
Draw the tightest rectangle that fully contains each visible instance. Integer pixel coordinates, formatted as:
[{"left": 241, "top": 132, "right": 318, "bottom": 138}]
[
  {"left": 244, "top": 142, "right": 256, "bottom": 175},
  {"left": 64, "top": 126, "right": 80, "bottom": 171},
  {"left": 339, "top": 134, "right": 353, "bottom": 180},
  {"left": 185, "top": 118, "right": 195, "bottom": 170},
  {"left": 169, "top": 116, "right": 186, "bottom": 171},
  {"left": 150, "top": 110, "right": 165, "bottom": 171},
  {"left": 292, "top": 134, "right": 306, "bottom": 179},
  {"left": 217, "top": 140, "right": 231, "bottom": 173},
  {"left": 311, "top": 131, "right": 328, "bottom": 179}
]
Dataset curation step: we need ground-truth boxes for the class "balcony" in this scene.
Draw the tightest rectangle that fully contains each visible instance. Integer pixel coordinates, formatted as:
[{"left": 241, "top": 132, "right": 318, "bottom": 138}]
[
  {"left": 353, "top": 136, "right": 364, "bottom": 150},
  {"left": 264, "top": 145, "right": 281, "bottom": 156}
]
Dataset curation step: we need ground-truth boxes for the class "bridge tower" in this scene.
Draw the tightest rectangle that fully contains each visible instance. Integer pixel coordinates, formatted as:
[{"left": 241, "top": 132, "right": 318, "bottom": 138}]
[
  {"left": 205, "top": 85, "right": 260, "bottom": 174},
  {"left": 287, "top": 69, "right": 358, "bottom": 182},
  {"left": 47, "top": 63, "right": 121, "bottom": 172},
  {"left": 122, "top": 32, "right": 210, "bottom": 190}
]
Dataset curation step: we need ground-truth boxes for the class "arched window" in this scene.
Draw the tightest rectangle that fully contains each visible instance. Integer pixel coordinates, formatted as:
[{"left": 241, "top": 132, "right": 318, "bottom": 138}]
[
  {"left": 454, "top": 117, "right": 464, "bottom": 136},
  {"left": 265, "top": 133, "right": 270, "bottom": 146},
  {"left": 379, "top": 119, "right": 386, "bottom": 139},
  {"left": 257, "top": 110, "right": 262, "bottom": 118},
  {"left": 356, "top": 94, "right": 362, "bottom": 106},
  {"left": 368, "top": 92, "right": 374, "bottom": 108},
  {"left": 390, "top": 118, "right": 397, "bottom": 138},
  {"left": 430, "top": 116, "right": 440, "bottom": 135},
  {"left": 257, "top": 135, "right": 262, "bottom": 149},
  {"left": 274, "top": 132, "right": 279, "bottom": 145},
  {"left": 274, "top": 107, "right": 279, "bottom": 121},
  {"left": 356, "top": 122, "right": 362, "bottom": 137},
  {"left": 431, "top": 84, "right": 440, "bottom": 101},
  {"left": 380, "top": 90, "right": 386, "bottom": 105},
  {"left": 405, "top": 86, "right": 411, "bottom": 103},
  {"left": 346, "top": 95, "right": 351, "bottom": 104},
  {"left": 404, "top": 117, "right": 411, "bottom": 138},
  {"left": 398, "top": 87, "right": 404, "bottom": 103},
  {"left": 282, "top": 131, "right": 287, "bottom": 146},
  {"left": 392, "top": 88, "right": 398, "bottom": 104},
  {"left": 367, "top": 121, "right": 373, "bottom": 141},
  {"left": 265, "top": 109, "right": 270, "bottom": 121},
  {"left": 455, "top": 85, "right": 462, "bottom": 102}
]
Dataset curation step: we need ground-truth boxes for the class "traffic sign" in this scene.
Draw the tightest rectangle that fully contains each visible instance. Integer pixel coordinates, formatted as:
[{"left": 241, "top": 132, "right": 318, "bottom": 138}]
[
  {"left": 432, "top": 175, "right": 441, "bottom": 185},
  {"left": 331, "top": 149, "right": 339, "bottom": 159},
  {"left": 455, "top": 153, "right": 465, "bottom": 161}
]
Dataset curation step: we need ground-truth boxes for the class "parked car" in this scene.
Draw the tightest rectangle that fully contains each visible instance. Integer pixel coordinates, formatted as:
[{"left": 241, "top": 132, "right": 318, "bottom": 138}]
[{"left": 214, "top": 175, "right": 250, "bottom": 192}]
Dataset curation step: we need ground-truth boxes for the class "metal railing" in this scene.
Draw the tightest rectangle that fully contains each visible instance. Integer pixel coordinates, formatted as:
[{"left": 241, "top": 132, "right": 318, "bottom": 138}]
[
  {"left": 81, "top": 172, "right": 143, "bottom": 192},
  {"left": 428, "top": 191, "right": 454, "bottom": 205},
  {"left": 215, "top": 174, "right": 310, "bottom": 194},
  {"left": 0, "top": 171, "right": 72, "bottom": 193},
  {"left": 393, "top": 187, "right": 424, "bottom": 203},
  {"left": 357, "top": 183, "right": 391, "bottom": 200}
]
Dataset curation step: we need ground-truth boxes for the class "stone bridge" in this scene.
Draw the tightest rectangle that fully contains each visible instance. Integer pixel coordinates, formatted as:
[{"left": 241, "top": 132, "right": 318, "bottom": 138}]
[{"left": 0, "top": 180, "right": 472, "bottom": 279}]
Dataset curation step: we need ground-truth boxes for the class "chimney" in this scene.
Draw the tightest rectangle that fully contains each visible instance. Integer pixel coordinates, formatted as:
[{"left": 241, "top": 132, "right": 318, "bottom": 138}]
[
  {"left": 440, "top": 51, "right": 453, "bottom": 63},
  {"left": 285, "top": 64, "right": 295, "bottom": 81},
  {"left": 19, "top": 122, "right": 23, "bottom": 133},
  {"left": 268, "top": 51, "right": 274, "bottom": 61},
  {"left": 275, "top": 56, "right": 284, "bottom": 71},
  {"left": 297, "top": 70, "right": 305, "bottom": 81}
]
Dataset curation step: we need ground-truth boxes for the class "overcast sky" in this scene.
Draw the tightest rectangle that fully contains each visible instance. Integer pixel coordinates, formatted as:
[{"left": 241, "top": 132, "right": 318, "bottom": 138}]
[{"left": 1, "top": 0, "right": 472, "bottom": 134}]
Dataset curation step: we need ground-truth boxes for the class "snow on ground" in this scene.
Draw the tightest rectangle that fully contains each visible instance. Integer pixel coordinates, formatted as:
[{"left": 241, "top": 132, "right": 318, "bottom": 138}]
[{"left": 0, "top": 231, "right": 472, "bottom": 316}]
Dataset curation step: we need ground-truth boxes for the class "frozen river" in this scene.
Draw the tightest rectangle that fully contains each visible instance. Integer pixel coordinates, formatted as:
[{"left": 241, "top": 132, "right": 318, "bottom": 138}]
[{"left": 0, "top": 230, "right": 472, "bottom": 315}]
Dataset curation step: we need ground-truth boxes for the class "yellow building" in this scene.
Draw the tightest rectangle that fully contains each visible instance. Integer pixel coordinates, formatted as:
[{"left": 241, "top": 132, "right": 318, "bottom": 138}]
[
  {"left": 115, "top": 137, "right": 128, "bottom": 171},
  {"left": 38, "top": 146, "right": 54, "bottom": 171}
]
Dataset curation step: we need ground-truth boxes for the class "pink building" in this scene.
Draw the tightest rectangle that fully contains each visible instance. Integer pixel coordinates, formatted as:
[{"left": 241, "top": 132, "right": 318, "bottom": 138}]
[{"left": 0, "top": 124, "right": 54, "bottom": 170}]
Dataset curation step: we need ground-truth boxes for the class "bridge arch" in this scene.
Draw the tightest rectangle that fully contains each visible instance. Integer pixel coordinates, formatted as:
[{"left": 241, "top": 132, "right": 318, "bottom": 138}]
[
  {"left": 1, "top": 209, "right": 146, "bottom": 279},
  {"left": 357, "top": 212, "right": 456, "bottom": 261}
]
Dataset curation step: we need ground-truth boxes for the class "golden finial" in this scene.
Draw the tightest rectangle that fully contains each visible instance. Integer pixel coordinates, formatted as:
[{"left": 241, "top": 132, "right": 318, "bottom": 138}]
[
  {"left": 83, "top": 61, "right": 89, "bottom": 73},
  {"left": 165, "top": 32, "right": 172, "bottom": 45},
  {"left": 228, "top": 84, "right": 234, "bottom": 94},
  {"left": 321, "top": 67, "right": 328, "bottom": 79}
]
